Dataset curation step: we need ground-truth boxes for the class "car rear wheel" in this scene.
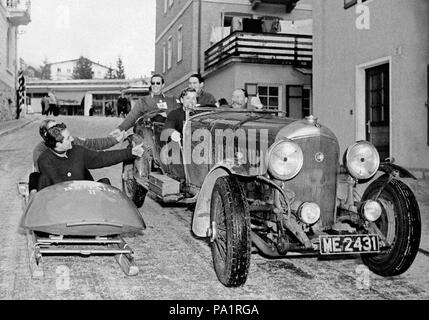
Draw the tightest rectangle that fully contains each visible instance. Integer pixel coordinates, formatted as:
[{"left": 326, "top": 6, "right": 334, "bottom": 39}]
[
  {"left": 210, "top": 176, "right": 251, "bottom": 287},
  {"left": 122, "top": 162, "right": 147, "bottom": 208},
  {"left": 361, "top": 176, "right": 421, "bottom": 276}
]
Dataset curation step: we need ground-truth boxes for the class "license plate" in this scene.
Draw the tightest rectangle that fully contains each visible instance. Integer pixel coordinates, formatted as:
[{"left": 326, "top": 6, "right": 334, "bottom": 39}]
[{"left": 319, "top": 234, "right": 379, "bottom": 255}]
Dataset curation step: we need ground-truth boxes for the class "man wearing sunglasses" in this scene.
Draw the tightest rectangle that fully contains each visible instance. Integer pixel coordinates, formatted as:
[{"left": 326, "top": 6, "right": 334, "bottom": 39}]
[
  {"left": 110, "top": 74, "right": 179, "bottom": 138},
  {"left": 36, "top": 123, "right": 144, "bottom": 191}
]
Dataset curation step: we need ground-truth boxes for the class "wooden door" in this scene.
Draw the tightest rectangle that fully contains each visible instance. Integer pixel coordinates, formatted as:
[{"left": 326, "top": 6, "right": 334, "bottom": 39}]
[{"left": 366, "top": 64, "right": 390, "bottom": 161}]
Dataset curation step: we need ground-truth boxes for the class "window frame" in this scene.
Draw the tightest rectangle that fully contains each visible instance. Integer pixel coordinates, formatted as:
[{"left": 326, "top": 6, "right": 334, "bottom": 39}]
[
  {"left": 222, "top": 11, "right": 252, "bottom": 28},
  {"left": 344, "top": 0, "right": 367, "bottom": 9},
  {"left": 6, "top": 26, "right": 13, "bottom": 70},
  {"left": 162, "top": 42, "right": 167, "bottom": 73},
  {"left": 167, "top": 36, "right": 173, "bottom": 70},
  {"left": 252, "top": 84, "right": 282, "bottom": 111},
  {"left": 177, "top": 25, "right": 183, "bottom": 63}
]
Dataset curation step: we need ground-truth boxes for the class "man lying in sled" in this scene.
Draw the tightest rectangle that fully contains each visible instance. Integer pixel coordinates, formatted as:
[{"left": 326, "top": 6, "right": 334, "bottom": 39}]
[
  {"left": 29, "top": 119, "right": 127, "bottom": 193},
  {"left": 33, "top": 119, "right": 126, "bottom": 171},
  {"left": 37, "top": 122, "right": 144, "bottom": 191}
]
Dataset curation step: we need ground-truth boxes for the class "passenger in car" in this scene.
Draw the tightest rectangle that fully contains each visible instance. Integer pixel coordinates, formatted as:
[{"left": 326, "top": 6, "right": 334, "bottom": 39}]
[
  {"left": 231, "top": 88, "right": 249, "bottom": 109},
  {"left": 188, "top": 73, "right": 216, "bottom": 107},
  {"left": 110, "top": 74, "right": 179, "bottom": 137},
  {"left": 37, "top": 123, "right": 144, "bottom": 191}
]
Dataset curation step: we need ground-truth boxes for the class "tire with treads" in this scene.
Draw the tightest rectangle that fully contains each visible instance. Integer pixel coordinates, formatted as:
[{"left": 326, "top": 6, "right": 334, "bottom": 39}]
[
  {"left": 210, "top": 176, "right": 251, "bottom": 287},
  {"left": 361, "top": 176, "right": 421, "bottom": 276}
]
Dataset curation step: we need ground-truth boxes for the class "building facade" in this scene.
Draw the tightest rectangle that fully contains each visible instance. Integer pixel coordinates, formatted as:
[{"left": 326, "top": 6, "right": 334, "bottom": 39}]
[
  {"left": 312, "top": 0, "right": 429, "bottom": 175},
  {"left": 0, "top": 0, "right": 31, "bottom": 122},
  {"left": 155, "top": 0, "right": 313, "bottom": 116},
  {"left": 48, "top": 58, "right": 112, "bottom": 81}
]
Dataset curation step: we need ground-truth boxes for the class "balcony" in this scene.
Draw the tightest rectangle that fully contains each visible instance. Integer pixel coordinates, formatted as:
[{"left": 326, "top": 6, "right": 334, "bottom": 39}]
[
  {"left": 204, "top": 31, "right": 312, "bottom": 72},
  {"left": 249, "top": 0, "right": 300, "bottom": 13},
  {"left": 4, "top": 0, "right": 31, "bottom": 26}
]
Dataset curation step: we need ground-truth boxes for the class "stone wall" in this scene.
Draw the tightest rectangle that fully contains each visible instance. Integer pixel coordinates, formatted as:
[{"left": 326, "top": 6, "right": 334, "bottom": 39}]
[
  {"left": 0, "top": 78, "right": 16, "bottom": 122},
  {"left": 0, "top": 4, "right": 17, "bottom": 122}
]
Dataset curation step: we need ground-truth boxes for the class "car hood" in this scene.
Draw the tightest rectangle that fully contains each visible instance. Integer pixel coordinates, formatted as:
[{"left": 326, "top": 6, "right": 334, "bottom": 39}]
[{"left": 188, "top": 111, "right": 337, "bottom": 143}]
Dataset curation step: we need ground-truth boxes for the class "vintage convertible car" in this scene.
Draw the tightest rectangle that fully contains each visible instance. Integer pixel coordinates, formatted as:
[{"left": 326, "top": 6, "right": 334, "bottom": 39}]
[{"left": 122, "top": 107, "right": 421, "bottom": 287}]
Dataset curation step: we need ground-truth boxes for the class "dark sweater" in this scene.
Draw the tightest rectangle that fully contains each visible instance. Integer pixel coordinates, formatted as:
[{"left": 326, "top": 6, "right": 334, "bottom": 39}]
[
  {"left": 197, "top": 90, "right": 216, "bottom": 107},
  {"left": 164, "top": 107, "right": 185, "bottom": 133},
  {"left": 33, "top": 136, "right": 118, "bottom": 171},
  {"left": 37, "top": 145, "right": 134, "bottom": 190}
]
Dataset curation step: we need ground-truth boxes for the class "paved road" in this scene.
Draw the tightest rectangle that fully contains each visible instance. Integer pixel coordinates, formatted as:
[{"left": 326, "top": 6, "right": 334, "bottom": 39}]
[{"left": 0, "top": 115, "right": 428, "bottom": 300}]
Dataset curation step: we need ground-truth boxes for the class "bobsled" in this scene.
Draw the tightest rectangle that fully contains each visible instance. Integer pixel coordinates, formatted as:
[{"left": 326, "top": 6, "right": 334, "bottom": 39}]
[
  {"left": 18, "top": 180, "right": 146, "bottom": 278},
  {"left": 22, "top": 180, "right": 146, "bottom": 236}
]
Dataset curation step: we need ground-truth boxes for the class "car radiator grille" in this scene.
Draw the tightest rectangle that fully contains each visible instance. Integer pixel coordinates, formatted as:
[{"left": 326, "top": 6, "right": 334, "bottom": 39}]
[{"left": 284, "top": 135, "right": 339, "bottom": 229}]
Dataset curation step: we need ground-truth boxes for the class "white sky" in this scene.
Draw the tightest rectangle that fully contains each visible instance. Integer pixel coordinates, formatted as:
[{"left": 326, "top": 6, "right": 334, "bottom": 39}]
[{"left": 19, "top": 0, "right": 156, "bottom": 79}]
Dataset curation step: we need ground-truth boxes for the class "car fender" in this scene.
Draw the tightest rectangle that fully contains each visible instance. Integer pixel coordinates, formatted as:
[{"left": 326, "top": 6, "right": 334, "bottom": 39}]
[
  {"left": 192, "top": 161, "right": 258, "bottom": 238},
  {"left": 379, "top": 162, "right": 416, "bottom": 180}
]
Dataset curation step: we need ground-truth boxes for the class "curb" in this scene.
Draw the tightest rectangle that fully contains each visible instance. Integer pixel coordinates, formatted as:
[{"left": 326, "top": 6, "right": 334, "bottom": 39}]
[{"left": 0, "top": 117, "right": 39, "bottom": 138}]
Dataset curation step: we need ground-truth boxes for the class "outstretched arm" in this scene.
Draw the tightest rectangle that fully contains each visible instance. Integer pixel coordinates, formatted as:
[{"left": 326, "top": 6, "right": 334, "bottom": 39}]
[
  {"left": 83, "top": 148, "right": 134, "bottom": 170},
  {"left": 83, "top": 144, "right": 144, "bottom": 170},
  {"left": 73, "top": 136, "right": 119, "bottom": 151},
  {"left": 117, "top": 99, "right": 147, "bottom": 131}
]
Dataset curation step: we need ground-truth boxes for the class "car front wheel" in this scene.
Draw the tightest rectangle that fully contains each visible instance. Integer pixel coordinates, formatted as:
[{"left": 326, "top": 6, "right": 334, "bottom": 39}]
[
  {"left": 210, "top": 176, "right": 251, "bottom": 287},
  {"left": 361, "top": 176, "right": 421, "bottom": 276}
]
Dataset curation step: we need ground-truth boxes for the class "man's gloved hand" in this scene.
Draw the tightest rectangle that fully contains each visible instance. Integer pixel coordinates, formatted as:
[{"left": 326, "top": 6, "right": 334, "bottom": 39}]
[
  {"left": 171, "top": 130, "right": 181, "bottom": 143},
  {"left": 131, "top": 143, "right": 145, "bottom": 158}
]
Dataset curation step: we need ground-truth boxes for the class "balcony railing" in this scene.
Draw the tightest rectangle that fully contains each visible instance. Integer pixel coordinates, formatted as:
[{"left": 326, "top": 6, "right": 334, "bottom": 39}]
[
  {"left": 204, "top": 31, "right": 312, "bottom": 72},
  {"left": 3, "top": 0, "right": 31, "bottom": 26}
]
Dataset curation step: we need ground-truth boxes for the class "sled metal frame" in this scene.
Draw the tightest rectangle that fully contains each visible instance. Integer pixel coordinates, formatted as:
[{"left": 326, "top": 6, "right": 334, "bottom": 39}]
[
  {"left": 26, "top": 230, "right": 139, "bottom": 278},
  {"left": 19, "top": 181, "right": 139, "bottom": 278}
]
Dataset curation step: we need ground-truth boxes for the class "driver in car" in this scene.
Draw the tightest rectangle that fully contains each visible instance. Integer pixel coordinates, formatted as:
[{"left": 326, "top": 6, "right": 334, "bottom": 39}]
[
  {"left": 164, "top": 87, "right": 198, "bottom": 139},
  {"left": 37, "top": 122, "right": 144, "bottom": 191}
]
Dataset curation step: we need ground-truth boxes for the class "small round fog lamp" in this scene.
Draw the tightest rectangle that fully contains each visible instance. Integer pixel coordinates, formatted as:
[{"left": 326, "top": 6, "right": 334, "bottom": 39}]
[
  {"left": 299, "top": 202, "right": 321, "bottom": 225},
  {"left": 362, "top": 200, "right": 382, "bottom": 222}
]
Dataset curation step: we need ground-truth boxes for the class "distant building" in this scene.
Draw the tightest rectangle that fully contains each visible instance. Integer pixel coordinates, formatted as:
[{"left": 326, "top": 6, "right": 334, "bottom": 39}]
[
  {"left": 26, "top": 78, "right": 149, "bottom": 116},
  {"left": 312, "top": 0, "right": 429, "bottom": 175},
  {"left": 155, "top": 0, "right": 313, "bottom": 116},
  {"left": 0, "top": 0, "right": 31, "bottom": 121},
  {"left": 48, "top": 58, "right": 113, "bottom": 81}
]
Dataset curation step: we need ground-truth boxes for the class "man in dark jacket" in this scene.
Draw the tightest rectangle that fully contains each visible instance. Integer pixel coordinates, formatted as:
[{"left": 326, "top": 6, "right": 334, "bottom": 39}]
[
  {"left": 37, "top": 123, "right": 144, "bottom": 190},
  {"left": 117, "top": 92, "right": 130, "bottom": 117},
  {"left": 164, "top": 88, "right": 198, "bottom": 136}
]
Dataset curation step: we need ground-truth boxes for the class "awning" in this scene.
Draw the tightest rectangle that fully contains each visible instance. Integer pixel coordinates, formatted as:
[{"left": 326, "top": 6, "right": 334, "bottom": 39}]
[{"left": 294, "top": 67, "right": 312, "bottom": 75}]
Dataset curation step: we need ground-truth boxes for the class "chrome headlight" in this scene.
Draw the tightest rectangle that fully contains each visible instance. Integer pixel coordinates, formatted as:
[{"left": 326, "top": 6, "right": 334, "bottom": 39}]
[
  {"left": 298, "top": 202, "right": 321, "bottom": 225},
  {"left": 345, "top": 141, "right": 380, "bottom": 180},
  {"left": 267, "top": 140, "right": 303, "bottom": 180}
]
